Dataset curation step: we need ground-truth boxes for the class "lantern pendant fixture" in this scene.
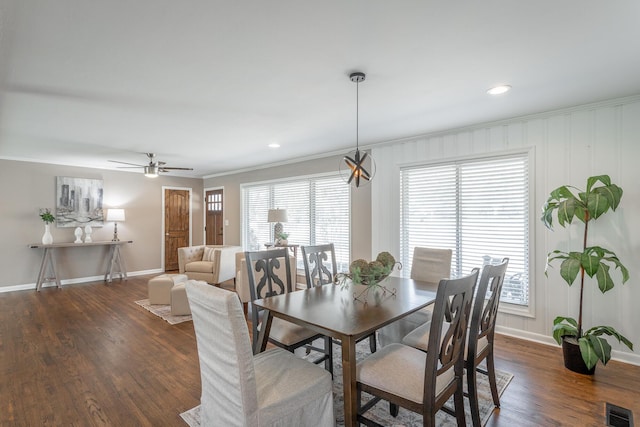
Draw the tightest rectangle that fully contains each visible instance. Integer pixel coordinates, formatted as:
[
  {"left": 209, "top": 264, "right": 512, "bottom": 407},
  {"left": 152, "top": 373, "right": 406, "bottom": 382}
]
[{"left": 341, "top": 71, "right": 375, "bottom": 188}]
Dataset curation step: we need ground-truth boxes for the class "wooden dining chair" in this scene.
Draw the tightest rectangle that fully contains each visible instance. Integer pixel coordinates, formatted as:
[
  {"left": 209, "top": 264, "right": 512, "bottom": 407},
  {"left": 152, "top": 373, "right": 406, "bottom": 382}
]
[
  {"left": 377, "top": 246, "right": 452, "bottom": 348},
  {"left": 402, "top": 258, "right": 509, "bottom": 426},
  {"left": 356, "top": 269, "right": 479, "bottom": 427},
  {"left": 245, "top": 248, "right": 333, "bottom": 375},
  {"left": 185, "top": 280, "right": 335, "bottom": 426},
  {"left": 301, "top": 243, "right": 377, "bottom": 353}
]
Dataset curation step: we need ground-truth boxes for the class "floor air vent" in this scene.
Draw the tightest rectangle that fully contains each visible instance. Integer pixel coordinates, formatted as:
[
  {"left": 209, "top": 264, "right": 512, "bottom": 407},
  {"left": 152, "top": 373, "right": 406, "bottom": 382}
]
[{"left": 607, "top": 402, "right": 634, "bottom": 427}]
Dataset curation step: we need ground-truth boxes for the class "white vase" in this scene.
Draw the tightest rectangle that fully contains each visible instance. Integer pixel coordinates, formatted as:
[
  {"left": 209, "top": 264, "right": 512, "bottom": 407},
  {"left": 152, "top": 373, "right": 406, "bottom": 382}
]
[
  {"left": 42, "top": 223, "right": 53, "bottom": 245},
  {"left": 84, "top": 225, "right": 93, "bottom": 243}
]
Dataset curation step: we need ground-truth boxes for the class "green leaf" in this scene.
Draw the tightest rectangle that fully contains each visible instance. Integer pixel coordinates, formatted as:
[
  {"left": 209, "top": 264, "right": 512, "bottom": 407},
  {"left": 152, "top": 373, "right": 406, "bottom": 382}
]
[
  {"left": 586, "top": 175, "right": 610, "bottom": 192},
  {"left": 552, "top": 317, "right": 578, "bottom": 345},
  {"left": 559, "top": 256, "right": 581, "bottom": 285},
  {"left": 586, "top": 335, "right": 611, "bottom": 365},
  {"left": 580, "top": 252, "right": 601, "bottom": 278},
  {"left": 585, "top": 325, "right": 634, "bottom": 351},
  {"left": 595, "top": 263, "right": 614, "bottom": 293},
  {"left": 578, "top": 337, "right": 599, "bottom": 370},
  {"left": 586, "top": 192, "right": 611, "bottom": 220}
]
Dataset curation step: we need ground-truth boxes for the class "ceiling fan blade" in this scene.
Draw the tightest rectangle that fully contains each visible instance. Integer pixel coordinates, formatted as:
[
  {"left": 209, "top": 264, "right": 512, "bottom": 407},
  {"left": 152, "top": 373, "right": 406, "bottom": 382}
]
[
  {"left": 108, "top": 160, "right": 145, "bottom": 167},
  {"left": 160, "top": 167, "right": 194, "bottom": 171}
]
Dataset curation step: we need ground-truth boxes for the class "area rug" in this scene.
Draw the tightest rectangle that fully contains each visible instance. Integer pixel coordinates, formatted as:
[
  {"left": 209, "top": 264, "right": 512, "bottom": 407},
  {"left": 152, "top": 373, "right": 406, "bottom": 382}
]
[
  {"left": 180, "top": 340, "right": 513, "bottom": 426},
  {"left": 134, "top": 299, "right": 192, "bottom": 325}
]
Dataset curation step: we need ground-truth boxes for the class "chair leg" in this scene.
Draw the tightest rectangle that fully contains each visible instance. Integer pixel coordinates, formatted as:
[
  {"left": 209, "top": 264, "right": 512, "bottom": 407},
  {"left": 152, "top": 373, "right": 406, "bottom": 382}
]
[
  {"left": 486, "top": 350, "right": 501, "bottom": 408},
  {"left": 324, "top": 336, "right": 334, "bottom": 378},
  {"left": 389, "top": 402, "right": 399, "bottom": 417},
  {"left": 369, "top": 333, "right": 377, "bottom": 353},
  {"left": 454, "top": 376, "right": 466, "bottom": 427},
  {"left": 467, "top": 364, "right": 481, "bottom": 427}
]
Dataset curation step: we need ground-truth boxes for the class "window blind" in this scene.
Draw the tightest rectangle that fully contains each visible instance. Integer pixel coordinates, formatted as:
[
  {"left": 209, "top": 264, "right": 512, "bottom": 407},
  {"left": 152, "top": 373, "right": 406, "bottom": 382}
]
[
  {"left": 242, "top": 174, "right": 350, "bottom": 271},
  {"left": 400, "top": 154, "right": 529, "bottom": 306}
]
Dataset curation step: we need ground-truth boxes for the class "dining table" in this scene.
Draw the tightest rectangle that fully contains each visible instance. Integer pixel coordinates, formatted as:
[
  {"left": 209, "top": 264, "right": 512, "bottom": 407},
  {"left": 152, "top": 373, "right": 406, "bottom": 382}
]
[{"left": 252, "top": 275, "right": 438, "bottom": 427}]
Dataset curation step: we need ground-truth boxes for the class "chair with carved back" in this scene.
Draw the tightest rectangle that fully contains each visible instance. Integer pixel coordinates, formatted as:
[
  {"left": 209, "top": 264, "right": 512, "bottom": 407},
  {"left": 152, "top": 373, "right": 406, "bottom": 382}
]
[
  {"left": 402, "top": 258, "right": 509, "bottom": 426},
  {"left": 356, "top": 269, "right": 479, "bottom": 427},
  {"left": 245, "top": 248, "right": 333, "bottom": 375},
  {"left": 301, "top": 243, "right": 377, "bottom": 353}
]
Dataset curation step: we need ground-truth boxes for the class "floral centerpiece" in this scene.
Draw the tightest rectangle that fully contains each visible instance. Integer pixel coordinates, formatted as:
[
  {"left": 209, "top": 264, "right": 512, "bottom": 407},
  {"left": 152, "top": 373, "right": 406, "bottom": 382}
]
[{"left": 338, "top": 251, "right": 401, "bottom": 301}]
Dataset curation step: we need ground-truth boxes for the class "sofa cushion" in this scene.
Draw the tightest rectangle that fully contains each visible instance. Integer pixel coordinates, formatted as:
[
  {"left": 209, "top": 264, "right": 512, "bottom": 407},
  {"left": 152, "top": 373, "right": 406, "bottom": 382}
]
[
  {"left": 186, "top": 260, "right": 215, "bottom": 274},
  {"left": 203, "top": 246, "right": 215, "bottom": 262}
]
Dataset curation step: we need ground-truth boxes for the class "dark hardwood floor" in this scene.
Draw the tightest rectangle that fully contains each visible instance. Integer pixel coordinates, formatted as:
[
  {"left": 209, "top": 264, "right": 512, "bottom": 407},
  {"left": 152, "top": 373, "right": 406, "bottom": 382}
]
[{"left": 1, "top": 274, "right": 638, "bottom": 426}]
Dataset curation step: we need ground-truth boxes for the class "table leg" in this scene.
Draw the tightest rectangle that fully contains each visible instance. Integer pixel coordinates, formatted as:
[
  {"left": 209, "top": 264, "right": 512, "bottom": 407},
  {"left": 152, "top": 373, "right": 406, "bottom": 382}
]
[
  {"left": 115, "top": 246, "right": 128, "bottom": 280},
  {"left": 105, "top": 246, "right": 116, "bottom": 282},
  {"left": 341, "top": 336, "right": 358, "bottom": 427},
  {"left": 36, "top": 248, "right": 61, "bottom": 291}
]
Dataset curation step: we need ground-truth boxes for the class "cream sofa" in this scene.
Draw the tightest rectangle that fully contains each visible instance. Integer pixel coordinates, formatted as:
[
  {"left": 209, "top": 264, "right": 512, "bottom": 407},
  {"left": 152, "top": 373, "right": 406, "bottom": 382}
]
[{"left": 178, "top": 245, "right": 243, "bottom": 285}]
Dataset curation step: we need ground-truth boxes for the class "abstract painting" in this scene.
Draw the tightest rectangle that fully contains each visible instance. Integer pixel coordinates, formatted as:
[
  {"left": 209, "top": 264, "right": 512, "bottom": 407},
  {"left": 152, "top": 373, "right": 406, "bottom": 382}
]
[{"left": 55, "top": 177, "right": 104, "bottom": 227}]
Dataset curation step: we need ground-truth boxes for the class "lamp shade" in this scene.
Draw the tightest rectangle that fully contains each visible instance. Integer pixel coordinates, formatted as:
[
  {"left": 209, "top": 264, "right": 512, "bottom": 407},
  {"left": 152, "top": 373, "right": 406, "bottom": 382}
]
[
  {"left": 267, "top": 208, "right": 287, "bottom": 223},
  {"left": 106, "top": 208, "right": 126, "bottom": 222}
]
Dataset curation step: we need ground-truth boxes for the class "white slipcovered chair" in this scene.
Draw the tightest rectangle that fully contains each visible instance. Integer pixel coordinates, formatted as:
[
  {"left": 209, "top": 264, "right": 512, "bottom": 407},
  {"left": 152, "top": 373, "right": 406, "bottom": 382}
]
[
  {"left": 377, "top": 247, "right": 452, "bottom": 348},
  {"left": 185, "top": 280, "right": 335, "bottom": 427}
]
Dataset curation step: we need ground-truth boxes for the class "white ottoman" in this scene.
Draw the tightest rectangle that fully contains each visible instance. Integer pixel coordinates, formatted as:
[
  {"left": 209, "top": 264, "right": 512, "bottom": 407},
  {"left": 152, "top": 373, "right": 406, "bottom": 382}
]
[
  {"left": 148, "top": 274, "right": 189, "bottom": 305},
  {"left": 171, "top": 280, "right": 207, "bottom": 315}
]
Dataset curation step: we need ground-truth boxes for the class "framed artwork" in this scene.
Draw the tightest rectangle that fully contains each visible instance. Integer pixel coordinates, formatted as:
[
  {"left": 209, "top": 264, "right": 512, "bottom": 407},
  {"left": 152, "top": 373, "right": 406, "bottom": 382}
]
[{"left": 55, "top": 177, "right": 104, "bottom": 227}]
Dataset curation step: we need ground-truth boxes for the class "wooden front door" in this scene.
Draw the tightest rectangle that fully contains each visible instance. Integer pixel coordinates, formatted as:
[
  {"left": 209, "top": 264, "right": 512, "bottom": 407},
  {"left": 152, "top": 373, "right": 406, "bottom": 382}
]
[
  {"left": 205, "top": 189, "right": 224, "bottom": 245},
  {"left": 165, "top": 189, "right": 190, "bottom": 271}
]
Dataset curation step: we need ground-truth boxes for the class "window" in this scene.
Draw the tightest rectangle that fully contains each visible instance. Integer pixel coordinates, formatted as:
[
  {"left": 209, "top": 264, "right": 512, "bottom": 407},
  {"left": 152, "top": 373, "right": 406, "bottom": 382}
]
[
  {"left": 241, "top": 174, "right": 350, "bottom": 271},
  {"left": 400, "top": 153, "right": 529, "bottom": 306}
]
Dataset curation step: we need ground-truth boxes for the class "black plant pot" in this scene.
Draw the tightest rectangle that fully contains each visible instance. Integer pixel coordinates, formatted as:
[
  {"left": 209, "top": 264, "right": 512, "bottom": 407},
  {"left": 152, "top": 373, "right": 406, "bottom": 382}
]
[{"left": 562, "top": 336, "right": 596, "bottom": 375}]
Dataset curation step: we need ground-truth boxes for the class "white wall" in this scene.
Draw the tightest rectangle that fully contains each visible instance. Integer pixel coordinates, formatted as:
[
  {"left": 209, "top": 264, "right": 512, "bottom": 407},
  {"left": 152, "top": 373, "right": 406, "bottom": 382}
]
[{"left": 371, "top": 96, "right": 640, "bottom": 365}]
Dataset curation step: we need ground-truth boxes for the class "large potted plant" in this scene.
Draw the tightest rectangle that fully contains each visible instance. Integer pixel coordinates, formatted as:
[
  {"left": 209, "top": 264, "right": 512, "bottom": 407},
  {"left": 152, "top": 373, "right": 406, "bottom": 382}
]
[{"left": 542, "top": 175, "right": 633, "bottom": 374}]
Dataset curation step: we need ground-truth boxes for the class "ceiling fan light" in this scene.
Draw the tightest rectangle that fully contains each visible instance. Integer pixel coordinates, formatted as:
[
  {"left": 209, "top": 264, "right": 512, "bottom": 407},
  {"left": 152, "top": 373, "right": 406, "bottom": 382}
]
[{"left": 144, "top": 165, "right": 159, "bottom": 178}]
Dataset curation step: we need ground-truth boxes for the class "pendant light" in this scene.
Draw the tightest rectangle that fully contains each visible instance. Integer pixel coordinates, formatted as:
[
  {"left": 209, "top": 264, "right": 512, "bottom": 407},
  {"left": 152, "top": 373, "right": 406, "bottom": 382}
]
[{"left": 340, "top": 71, "right": 375, "bottom": 188}]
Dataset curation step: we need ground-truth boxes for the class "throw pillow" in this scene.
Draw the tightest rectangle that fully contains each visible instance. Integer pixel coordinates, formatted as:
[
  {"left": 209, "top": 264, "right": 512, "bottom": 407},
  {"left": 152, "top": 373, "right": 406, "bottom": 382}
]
[{"left": 203, "top": 247, "right": 215, "bottom": 262}]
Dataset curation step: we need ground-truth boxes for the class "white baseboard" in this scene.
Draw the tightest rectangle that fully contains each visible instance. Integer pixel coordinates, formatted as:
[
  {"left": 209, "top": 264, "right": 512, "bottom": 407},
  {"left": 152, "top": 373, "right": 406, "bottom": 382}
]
[
  {"left": 0, "top": 269, "right": 164, "bottom": 293},
  {"left": 496, "top": 325, "right": 640, "bottom": 367}
]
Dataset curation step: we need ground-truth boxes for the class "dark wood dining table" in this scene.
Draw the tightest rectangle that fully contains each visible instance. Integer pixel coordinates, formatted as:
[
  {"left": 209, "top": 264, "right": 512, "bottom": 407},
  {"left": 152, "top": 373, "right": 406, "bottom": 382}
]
[{"left": 252, "top": 276, "right": 438, "bottom": 427}]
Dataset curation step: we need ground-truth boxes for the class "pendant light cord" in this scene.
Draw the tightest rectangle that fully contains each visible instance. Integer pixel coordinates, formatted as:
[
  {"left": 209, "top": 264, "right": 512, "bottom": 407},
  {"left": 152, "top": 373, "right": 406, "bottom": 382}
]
[{"left": 356, "top": 79, "right": 359, "bottom": 151}]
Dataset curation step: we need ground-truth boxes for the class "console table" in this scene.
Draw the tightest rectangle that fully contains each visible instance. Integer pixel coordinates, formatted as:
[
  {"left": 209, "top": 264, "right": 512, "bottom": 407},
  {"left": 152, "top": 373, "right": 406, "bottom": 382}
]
[{"left": 28, "top": 240, "right": 133, "bottom": 291}]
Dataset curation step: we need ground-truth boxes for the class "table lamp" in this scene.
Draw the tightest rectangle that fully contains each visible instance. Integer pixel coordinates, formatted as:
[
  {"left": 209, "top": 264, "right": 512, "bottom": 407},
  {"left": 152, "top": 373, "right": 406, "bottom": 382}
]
[
  {"left": 267, "top": 208, "right": 287, "bottom": 240},
  {"left": 106, "top": 208, "right": 125, "bottom": 241}
]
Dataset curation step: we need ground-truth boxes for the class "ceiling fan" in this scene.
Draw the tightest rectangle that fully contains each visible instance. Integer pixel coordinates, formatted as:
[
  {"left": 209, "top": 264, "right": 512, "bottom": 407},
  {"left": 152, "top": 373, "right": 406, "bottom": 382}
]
[{"left": 109, "top": 153, "right": 193, "bottom": 178}]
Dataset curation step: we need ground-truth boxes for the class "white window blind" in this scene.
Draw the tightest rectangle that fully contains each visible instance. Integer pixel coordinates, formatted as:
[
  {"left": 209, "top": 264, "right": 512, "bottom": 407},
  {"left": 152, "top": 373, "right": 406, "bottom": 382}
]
[
  {"left": 242, "top": 174, "right": 350, "bottom": 271},
  {"left": 400, "top": 154, "right": 529, "bottom": 306}
]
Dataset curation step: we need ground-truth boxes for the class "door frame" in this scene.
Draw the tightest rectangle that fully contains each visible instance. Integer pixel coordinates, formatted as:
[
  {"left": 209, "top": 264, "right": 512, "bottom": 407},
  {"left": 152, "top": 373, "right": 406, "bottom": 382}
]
[
  {"left": 203, "top": 185, "right": 225, "bottom": 245},
  {"left": 162, "top": 186, "right": 193, "bottom": 271}
]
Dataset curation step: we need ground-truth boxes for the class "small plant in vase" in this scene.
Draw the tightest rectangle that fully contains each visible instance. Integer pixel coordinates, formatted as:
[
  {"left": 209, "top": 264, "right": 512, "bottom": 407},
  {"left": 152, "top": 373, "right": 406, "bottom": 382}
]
[
  {"left": 276, "top": 232, "right": 289, "bottom": 245},
  {"left": 39, "top": 208, "right": 55, "bottom": 244},
  {"left": 542, "top": 175, "right": 632, "bottom": 373}
]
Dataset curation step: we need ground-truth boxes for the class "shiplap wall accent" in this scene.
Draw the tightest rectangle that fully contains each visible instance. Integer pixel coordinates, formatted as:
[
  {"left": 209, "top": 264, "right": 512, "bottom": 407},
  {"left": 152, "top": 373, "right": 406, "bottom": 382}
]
[{"left": 371, "top": 96, "right": 640, "bottom": 366}]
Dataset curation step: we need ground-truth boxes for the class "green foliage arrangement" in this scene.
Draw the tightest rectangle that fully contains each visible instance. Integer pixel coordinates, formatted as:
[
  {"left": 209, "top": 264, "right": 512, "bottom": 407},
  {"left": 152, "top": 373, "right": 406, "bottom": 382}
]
[
  {"left": 340, "top": 251, "right": 399, "bottom": 289},
  {"left": 542, "top": 175, "right": 633, "bottom": 369},
  {"left": 39, "top": 208, "right": 55, "bottom": 224}
]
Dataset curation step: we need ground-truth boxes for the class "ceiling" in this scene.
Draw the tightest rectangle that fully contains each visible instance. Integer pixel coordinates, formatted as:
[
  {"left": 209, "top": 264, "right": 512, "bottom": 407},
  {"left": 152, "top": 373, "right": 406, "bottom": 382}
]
[{"left": 1, "top": 1, "right": 639, "bottom": 179}]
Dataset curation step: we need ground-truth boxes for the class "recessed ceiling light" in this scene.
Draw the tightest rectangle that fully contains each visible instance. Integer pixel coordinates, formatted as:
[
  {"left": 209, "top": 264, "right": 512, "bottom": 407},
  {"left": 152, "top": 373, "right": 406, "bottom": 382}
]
[
  {"left": 268, "top": 143, "right": 280, "bottom": 148},
  {"left": 487, "top": 85, "right": 512, "bottom": 95}
]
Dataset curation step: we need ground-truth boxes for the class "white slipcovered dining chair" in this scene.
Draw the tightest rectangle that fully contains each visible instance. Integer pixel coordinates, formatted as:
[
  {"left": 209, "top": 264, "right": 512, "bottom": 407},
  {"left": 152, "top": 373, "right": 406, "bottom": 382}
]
[
  {"left": 185, "top": 280, "right": 335, "bottom": 427},
  {"left": 356, "top": 269, "right": 479, "bottom": 426},
  {"left": 377, "top": 247, "right": 452, "bottom": 348},
  {"left": 403, "top": 258, "right": 509, "bottom": 426}
]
